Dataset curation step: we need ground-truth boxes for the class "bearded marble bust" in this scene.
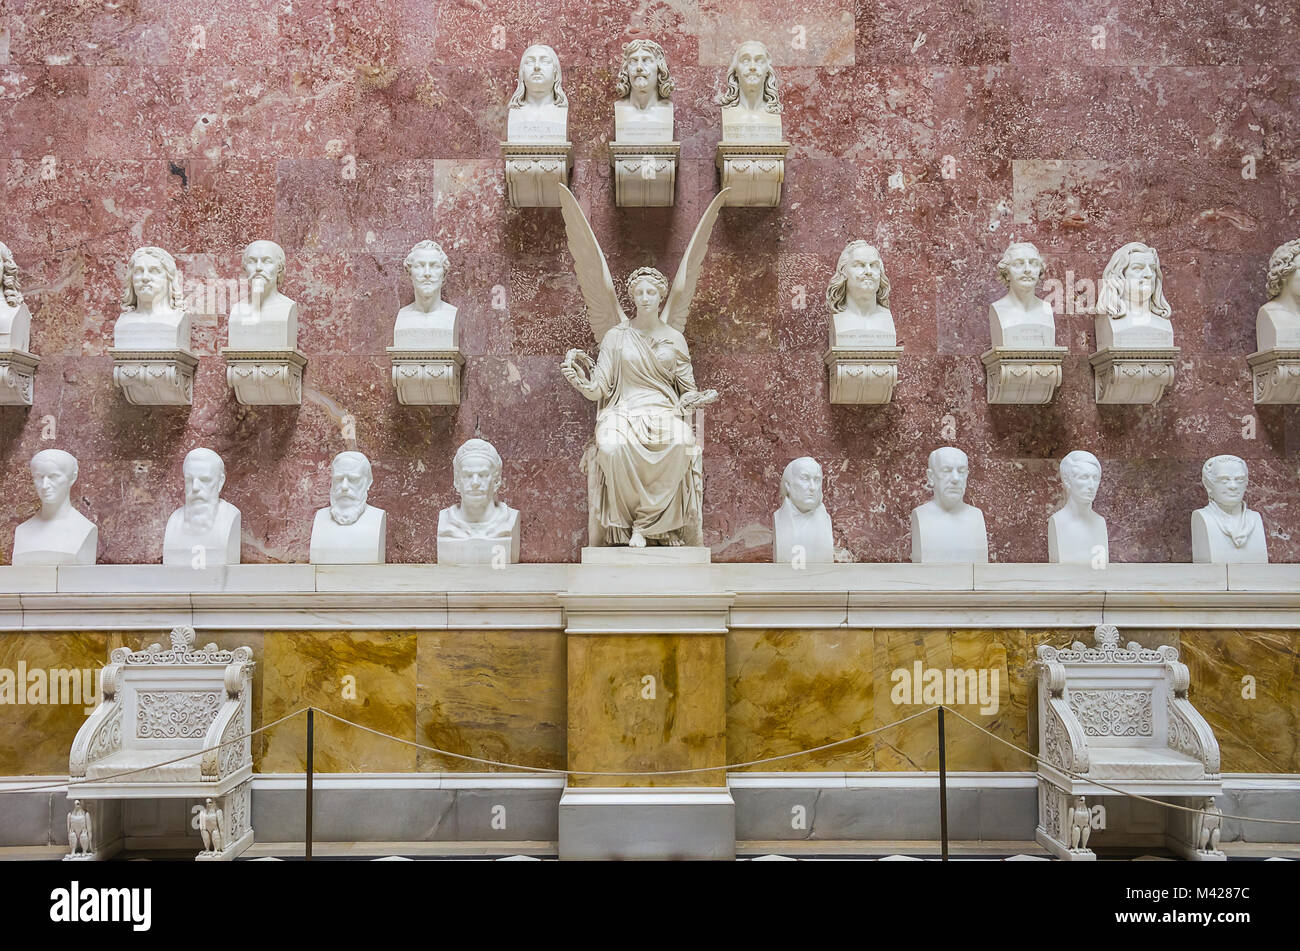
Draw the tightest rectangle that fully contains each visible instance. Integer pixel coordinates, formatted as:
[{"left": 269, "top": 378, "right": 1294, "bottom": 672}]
[
  {"left": 228, "top": 239, "right": 298, "bottom": 350},
  {"left": 0, "top": 241, "right": 32, "bottom": 352},
  {"left": 613, "top": 38, "right": 674, "bottom": 143},
  {"left": 309, "top": 451, "right": 387, "bottom": 564},
  {"left": 12, "top": 449, "right": 97, "bottom": 566},
  {"left": 772, "top": 456, "right": 833, "bottom": 564},
  {"left": 718, "top": 40, "right": 782, "bottom": 143},
  {"left": 506, "top": 44, "right": 569, "bottom": 143},
  {"left": 114, "top": 246, "right": 190, "bottom": 351},
  {"left": 437, "top": 438, "right": 520, "bottom": 564},
  {"left": 1191, "top": 455, "right": 1267, "bottom": 564},
  {"left": 1257, "top": 238, "right": 1300, "bottom": 349},
  {"left": 828, "top": 240, "right": 896, "bottom": 348},
  {"left": 163, "top": 448, "right": 241, "bottom": 566}
]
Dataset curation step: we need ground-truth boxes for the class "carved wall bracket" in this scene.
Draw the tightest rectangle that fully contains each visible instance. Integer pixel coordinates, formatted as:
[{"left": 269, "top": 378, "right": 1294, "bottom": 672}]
[
  {"left": 1089, "top": 347, "right": 1179, "bottom": 405},
  {"left": 608, "top": 142, "right": 680, "bottom": 207},
  {"left": 110, "top": 349, "right": 198, "bottom": 406},
  {"left": 824, "top": 346, "right": 903, "bottom": 404},
  {"left": 501, "top": 142, "right": 574, "bottom": 208},
  {"left": 1247, "top": 348, "right": 1300, "bottom": 404},
  {"left": 715, "top": 142, "right": 789, "bottom": 207},
  {"left": 388, "top": 348, "right": 465, "bottom": 405},
  {"left": 0, "top": 348, "right": 39, "bottom": 406},
  {"left": 981, "top": 347, "right": 1067, "bottom": 404},
  {"left": 222, "top": 348, "right": 307, "bottom": 406}
]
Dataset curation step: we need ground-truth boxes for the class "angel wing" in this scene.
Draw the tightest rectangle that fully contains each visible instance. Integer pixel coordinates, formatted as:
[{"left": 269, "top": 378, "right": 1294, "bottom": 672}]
[
  {"left": 557, "top": 184, "right": 625, "bottom": 341},
  {"left": 662, "top": 187, "right": 731, "bottom": 334}
]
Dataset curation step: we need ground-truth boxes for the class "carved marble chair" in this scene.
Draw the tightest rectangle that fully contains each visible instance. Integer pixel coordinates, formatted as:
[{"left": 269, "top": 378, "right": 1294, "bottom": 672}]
[
  {"left": 65, "top": 626, "right": 255, "bottom": 861},
  {"left": 1034, "top": 625, "right": 1224, "bottom": 861}
]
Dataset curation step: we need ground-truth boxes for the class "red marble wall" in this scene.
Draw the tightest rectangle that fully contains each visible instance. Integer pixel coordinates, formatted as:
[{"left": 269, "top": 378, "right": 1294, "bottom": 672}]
[{"left": 0, "top": 0, "right": 1297, "bottom": 565}]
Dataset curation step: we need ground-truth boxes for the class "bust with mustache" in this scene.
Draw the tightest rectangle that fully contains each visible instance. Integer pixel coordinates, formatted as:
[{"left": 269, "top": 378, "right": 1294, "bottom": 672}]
[
  {"left": 13, "top": 449, "right": 97, "bottom": 566},
  {"left": 393, "top": 241, "right": 458, "bottom": 350},
  {"left": 989, "top": 241, "right": 1056, "bottom": 348},
  {"left": 309, "top": 451, "right": 388, "bottom": 564},
  {"left": 437, "top": 438, "right": 520, "bottom": 564},
  {"left": 910, "top": 447, "right": 988, "bottom": 564},
  {"left": 613, "top": 38, "right": 674, "bottom": 143},
  {"left": 114, "top": 246, "right": 191, "bottom": 351},
  {"left": 1191, "top": 454, "right": 1267, "bottom": 564},
  {"left": 772, "top": 456, "right": 833, "bottom": 565},
  {"left": 228, "top": 239, "right": 299, "bottom": 350},
  {"left": 163, "top": 448, "right": 241, "bottom": 566}
]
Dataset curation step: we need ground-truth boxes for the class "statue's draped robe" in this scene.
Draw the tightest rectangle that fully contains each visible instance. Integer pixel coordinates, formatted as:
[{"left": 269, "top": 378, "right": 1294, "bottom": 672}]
[{"left": 584, "top": 322, "right": 702, "bottom": 542}]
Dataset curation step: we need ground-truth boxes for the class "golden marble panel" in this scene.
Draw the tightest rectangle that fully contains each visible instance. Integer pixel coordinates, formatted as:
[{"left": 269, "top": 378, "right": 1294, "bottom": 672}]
[
  {"left": 416, "top": 630, "right": 565, "bottom": 773},
  {"left": 261, "top": 630, "right": 417, "bottom": 773},
  {"left": 727, "top": 628, "right": 874, "bottom": 772},
  {"left": 567, "top": 633, "right": 726, "bottom": 788},
  {"left": 0, "top": 632, "right": 110, "bottom": 775},
  {"left": 1178, "top": 629, "right": 1299, "bottom": 774}
]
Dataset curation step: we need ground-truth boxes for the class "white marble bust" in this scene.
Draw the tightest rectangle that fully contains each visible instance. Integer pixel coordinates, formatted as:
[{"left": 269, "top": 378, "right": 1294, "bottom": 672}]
[
  {"left": 827, "top": 240, "right": 896, "bottom": 348},
  {"left": 113, "top": 246, "right": 190, "bottom": 351},
  {"left": 772, "top": 456, "right": 833, "bottom": 565},
  {"left": 309, "top": 451, "right": 387, "bottom": 564},
  {"left": 1048, "top": 450, "right": 1108, "bottom": 565},
  {"left": 393, "top": 240, "right": 458, "bottom": 349},
  {"left": 1257, "top": 238, "right": 1300, "bottom": 349},
  {"left": 910, "top": 447, "right": 988, "bottom": 564},
  {"left": 163, "top": 448, "right": 241, "bottom": 566},
  {"left": 506, "top": 44, "right": 569, "bottom": 143},
  {"left": 990, "top": 241, "right": 1056, "bottom": 348},
  {"left": 1094, "top": 241, "right": 1174, "bottom": 349},
  {"left": 12, "top": 449, "right": 97, "bottom": 566},
  {"left": 613, "top": 38, "right": 674, "bottom": 143},
  {"left": 0, "top": 241, "right": 32, "bottom": 352},
  {"left": 1191, "top": 454, "right": 1267, "bottom": 564},
  {"left": 437, "top": 438, "right": 520, "bottom": 564},
  {"left": 718, "top": 40, "right": 783, "bottom": 143},
  {"left": 228, "top": 239, "right": 298, "bottom": 350}
]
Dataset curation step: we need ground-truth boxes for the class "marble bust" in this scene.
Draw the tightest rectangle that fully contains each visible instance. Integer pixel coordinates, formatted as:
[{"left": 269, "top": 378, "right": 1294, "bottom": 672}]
[
  {"left": 1191, "top": 454, "right": 1267, "bottom": 564},
  {"left": 506, "top": 44, "right": 569, "bottom": 143},
  {"left": 1257, "top": 238, "right": 1300, "bottom": 349},
  {"left": 990, "top": 241, "right": 1056, "bottom": 348},
  {"left": 393, "top": 241, "right": 458, "bottom": 349},
  {"left": 910, "top": 447, "right": 988, "bottom": 564},
  {"left": 828, "top": 240, "right": 896, "bottom": 348},
  {"left": 113, "top": 246, "right": 190, "bottom": 351},
  {"left": 613, "top": 38, "right": 674, "bottom": 143},
  {"left": 772, "top": 456, "right": 833, "bottom": 565},
  {"left": 437, "top": 438, "right": 521, "bottom": 564},
  {"left": 718, "top": 40, "right": 782, "bottom": 143},
  {"left": 162, "top": 448, "right": 241, "bottom": 567},
  {"left": 228, "top": 239, "right": 298, "bottom": 350},
  {"left": 309, "top": 451, "right": 387, "bottom": 564},
  {"left": 1048, "top": 450, "right": 1108, "bottom": 565},
  {"left": 12, "top": 449, "right": 97, "bottom": 566},
  {"left": 1094, "top": 241, "right": 1174, "bottom": 349},
  {"left": 0, "top": 241, "right": 32, "bottom": 352}
]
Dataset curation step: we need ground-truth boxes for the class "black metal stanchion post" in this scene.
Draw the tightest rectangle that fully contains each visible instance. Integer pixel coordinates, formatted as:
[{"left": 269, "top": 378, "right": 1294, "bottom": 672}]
[
  {"left": 938, "top": 706, "right": 949, "bottom": 862},
  {"left": 306, "top": 707, "right": 314, "bottom": 861}
]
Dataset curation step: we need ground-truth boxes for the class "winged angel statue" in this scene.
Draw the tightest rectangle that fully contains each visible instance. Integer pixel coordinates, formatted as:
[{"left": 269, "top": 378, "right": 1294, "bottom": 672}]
[{"left": 558, "top": 184, "right": 729, "bottom": 548}]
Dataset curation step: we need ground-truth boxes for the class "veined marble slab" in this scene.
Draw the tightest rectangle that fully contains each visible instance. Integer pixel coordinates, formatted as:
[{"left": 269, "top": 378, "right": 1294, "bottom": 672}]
[
  {"left": 0, "top": 566, "right": 57, "bottom": 594},
  {"left": 975, "top": 562, "right": 1227, "bottom": 591}
]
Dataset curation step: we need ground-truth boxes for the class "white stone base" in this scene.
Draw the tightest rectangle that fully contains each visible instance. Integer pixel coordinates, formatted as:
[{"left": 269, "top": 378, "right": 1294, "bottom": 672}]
[
  {"left": 580, "top": 546, "right": 711, "bottom": 565},
  {"left": 1089, "top": 347, "right": 1179, "bottom": 404},
  {"left": 609, "top": 142, "right": 680, "bottom": 207},
  {"left": 438, "top": 535, "right": 520, "bottom": 565},
  {"left": 222, "top": 348, "right": 308, "bottom": 405},
  {"left": 981, "top": 347, "right": 1067, "bottom": 404},
  {"left": 501, "top": 141, "right": 573, "bottom": 207},
  {"left": 825, "top": 347, "right": 903, "bottom": 404},
  {"left": 558, "top": 786, "right": 735, "bottom": 860},
  {"left": 195, "top": 827, "right": 254, "bottom": 862},
  {"left": 0, "top": 348, "right": 40, "bottom": 405},
  {"left": 387, "top": 348, "right": 464, "bottom": 405},
  {"left": 715, "top": 142, "right": 789, "bottom": 207},
  {"left": 110, "top": 348, "right": 199, "bottom": 405},
  {"left": 1247, "top": 348, "right": 1300, "bottom": 404}
]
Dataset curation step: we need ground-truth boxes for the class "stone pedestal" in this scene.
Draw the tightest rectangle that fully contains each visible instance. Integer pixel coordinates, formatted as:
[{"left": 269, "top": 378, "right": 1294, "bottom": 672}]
[
  {"left": 981, "top": 347, "right": 1067, "bottom": 404},
  {"left": 825, "top": 346, "right": 903, "bottom": 404},
  {"left": 387, "top": 348, "right": 464, "bottom": 405},
  {"left": 0, "top": 348, "right": 39, "bottom": 405},
  {"left": 558, "top": 576, "right": 734, "bottom": 860},
  {"left": 609, "top": 142, "right": 680, "bottom": 207},
  {"left": 110, "top": 349, "right": 198, "bottom": 406},
  {"left": 715, "top": 142, "right": 789, "bottom": 207},
  {"left": 1089, "top": 347, "right": 1178, "bottom": 405},
  {"left": 501, "top": 142, "right": 574, "bottom": 208},
  {"left": 1247, "top": 348, "right": 1300, "bottom": 404},
  {"left": 222, "top": 348, "right": 308, "bottom": 406}
]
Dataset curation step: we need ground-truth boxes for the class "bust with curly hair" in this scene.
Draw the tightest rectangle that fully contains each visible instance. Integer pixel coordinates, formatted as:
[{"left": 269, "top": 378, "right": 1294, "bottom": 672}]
[
  {"left": 1093, "top": 241, "right": 1174, "bottom": 349},
  {"left": 718, "top": 41, "right": 783, "bottom": 144},
  {"left": 614, "top": 38, "right": 674, "bottom": 143},
  {"left": 989, "top": 241, "right": 1055, "bottom": 347},
  {"left": 114, "top": 246, "right": 191, "bottom": 351},
  {"left": 0, "top": 240, "right": 32, "bottom": 352},
  {"left": 1257, "top": 237, "right": 1300, "bottom": 349},
  {"left": 827, "top": 240, "right": 896, "bottom": 347}
]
